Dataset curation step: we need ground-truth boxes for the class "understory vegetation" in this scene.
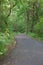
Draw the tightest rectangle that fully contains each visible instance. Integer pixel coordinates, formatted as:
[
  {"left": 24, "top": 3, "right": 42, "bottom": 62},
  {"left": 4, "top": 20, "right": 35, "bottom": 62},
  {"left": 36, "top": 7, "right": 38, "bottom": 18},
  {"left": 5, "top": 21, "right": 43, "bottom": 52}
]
[{"left": 0, "top": 0, "right": 43, "bottom": 56}]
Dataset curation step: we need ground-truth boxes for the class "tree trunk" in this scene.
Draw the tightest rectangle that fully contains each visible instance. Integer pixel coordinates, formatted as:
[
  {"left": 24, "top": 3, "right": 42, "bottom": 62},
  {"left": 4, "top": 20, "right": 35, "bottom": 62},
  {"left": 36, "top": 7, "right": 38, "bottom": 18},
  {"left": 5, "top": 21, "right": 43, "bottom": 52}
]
[{"left": 26, "top": 9, "right": 30, "bottom": 33}]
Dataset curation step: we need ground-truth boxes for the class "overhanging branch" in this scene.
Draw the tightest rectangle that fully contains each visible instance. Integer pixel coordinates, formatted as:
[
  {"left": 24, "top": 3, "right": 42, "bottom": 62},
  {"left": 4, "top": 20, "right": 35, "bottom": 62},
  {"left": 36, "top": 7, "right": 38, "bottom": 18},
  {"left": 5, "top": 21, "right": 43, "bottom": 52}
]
[
  {"left": 6, "top": 3, "right": 17, "bottom": 18},
  {"left": 4, "top": 2, "right": 17, "bottom": 25}
]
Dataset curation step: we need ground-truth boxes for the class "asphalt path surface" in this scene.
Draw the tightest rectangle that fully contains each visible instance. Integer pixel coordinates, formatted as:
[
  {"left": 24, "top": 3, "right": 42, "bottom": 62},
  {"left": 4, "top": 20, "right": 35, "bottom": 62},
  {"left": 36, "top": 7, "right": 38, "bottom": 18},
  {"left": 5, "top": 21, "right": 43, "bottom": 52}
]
[{"left": 0, "top": 34, "right": 43, "bottom": 65}]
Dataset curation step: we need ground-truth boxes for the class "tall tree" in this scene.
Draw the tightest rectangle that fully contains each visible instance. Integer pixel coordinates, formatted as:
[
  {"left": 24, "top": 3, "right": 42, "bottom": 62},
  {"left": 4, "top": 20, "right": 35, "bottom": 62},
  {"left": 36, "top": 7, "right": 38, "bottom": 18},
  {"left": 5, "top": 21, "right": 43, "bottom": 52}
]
[{"left": 31, "top": 0, "right": 40, "bottom": 32}]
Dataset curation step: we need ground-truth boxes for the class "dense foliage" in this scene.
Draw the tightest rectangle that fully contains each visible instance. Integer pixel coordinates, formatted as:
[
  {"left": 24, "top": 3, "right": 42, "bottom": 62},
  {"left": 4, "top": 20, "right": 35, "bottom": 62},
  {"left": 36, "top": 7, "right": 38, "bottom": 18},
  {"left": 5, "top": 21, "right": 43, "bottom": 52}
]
[{"left": 0, "top": 0, "right": 43, "bottom": 55}]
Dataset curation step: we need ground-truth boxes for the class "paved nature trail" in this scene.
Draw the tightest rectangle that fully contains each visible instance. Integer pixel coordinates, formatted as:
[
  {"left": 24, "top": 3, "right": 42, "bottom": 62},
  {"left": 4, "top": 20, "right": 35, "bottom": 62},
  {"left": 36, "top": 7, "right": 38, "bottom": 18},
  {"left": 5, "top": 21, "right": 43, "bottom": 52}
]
[{"left": 0, "top": 34, "right": 43, "bottom": 65}]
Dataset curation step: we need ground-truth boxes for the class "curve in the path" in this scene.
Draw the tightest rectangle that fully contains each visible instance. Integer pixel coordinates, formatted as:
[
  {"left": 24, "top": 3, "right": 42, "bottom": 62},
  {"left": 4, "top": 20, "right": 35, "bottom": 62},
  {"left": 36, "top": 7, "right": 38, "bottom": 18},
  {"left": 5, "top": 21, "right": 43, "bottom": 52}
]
[{"left": 0, "top": 34, "right": 43, "bottom": 65}]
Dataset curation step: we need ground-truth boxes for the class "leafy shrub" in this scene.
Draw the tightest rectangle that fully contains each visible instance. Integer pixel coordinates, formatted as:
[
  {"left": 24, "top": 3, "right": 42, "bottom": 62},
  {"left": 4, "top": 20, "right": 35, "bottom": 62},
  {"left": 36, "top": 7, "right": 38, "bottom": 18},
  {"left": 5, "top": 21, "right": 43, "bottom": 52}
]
[
  {"left": 0, "top": 32, "right": 10, "bottom": 55},
  {"left": 0, "top": 31, "right": 15, "bottom": 56},
  {"left": 28, "top": 32, "right": 38, "bottom": 38},
  {"left": 34, "top": 18, "right": 43, "bottom": 37},
  {"left": 0, "top": 35, "right": 7, "bottom": 55}
]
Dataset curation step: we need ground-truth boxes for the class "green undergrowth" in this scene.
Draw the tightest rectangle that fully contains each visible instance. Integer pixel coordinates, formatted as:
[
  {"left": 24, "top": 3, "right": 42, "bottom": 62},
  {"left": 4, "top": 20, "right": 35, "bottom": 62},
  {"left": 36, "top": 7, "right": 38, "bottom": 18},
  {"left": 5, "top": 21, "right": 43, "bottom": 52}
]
[
  {"left": 0, "top": 32, "right": 16, "bottom": 56},
  {"left": 27, "top": 32, "right": 43, "bottom": 41}
]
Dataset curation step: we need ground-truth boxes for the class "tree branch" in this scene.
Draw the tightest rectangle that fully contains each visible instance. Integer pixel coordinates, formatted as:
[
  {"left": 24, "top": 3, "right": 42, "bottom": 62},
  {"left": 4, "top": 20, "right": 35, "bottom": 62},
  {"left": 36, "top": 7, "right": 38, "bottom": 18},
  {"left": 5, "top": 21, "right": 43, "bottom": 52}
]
[
  {"left": 4, "top": 3, "right": 17, "bottom": 25},
  {"left": 6, "top": 3, "right": 17, "bottom": 18}
]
